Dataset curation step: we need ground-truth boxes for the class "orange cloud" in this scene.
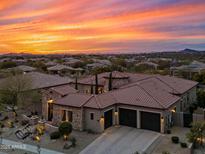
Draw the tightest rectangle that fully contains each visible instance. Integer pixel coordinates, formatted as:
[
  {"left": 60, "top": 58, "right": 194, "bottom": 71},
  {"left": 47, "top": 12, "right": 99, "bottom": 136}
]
[{"left": 0, "top": 0, "right": 205, "bottom": 54}]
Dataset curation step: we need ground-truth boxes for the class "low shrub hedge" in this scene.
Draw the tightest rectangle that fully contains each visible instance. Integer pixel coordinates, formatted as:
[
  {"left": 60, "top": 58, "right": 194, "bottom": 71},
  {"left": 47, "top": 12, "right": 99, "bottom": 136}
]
[
  {"left": 180, "top": 142, "right": 187, "bottom": 148},
  {"left": 171, "top": 136, "right": 179, "bottom": 144},
  {"left": 50, "top": 131, "right": 61, "bottom": 140}
]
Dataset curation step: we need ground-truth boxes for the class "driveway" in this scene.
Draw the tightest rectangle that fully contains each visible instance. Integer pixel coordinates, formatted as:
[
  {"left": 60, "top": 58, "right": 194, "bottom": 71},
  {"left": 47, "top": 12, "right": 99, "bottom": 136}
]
[{"left": 80, "top": 126, "right": 161, "bottom": 154}]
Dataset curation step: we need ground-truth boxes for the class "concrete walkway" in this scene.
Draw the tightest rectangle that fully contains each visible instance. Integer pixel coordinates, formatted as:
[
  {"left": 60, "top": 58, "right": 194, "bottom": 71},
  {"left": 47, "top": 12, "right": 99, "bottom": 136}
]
[
  {"left": 1, "top": 138, "right": 64, "bottom": 154},
  {"left": 80, "top": 126, "right": 161, "bottom": 154}
]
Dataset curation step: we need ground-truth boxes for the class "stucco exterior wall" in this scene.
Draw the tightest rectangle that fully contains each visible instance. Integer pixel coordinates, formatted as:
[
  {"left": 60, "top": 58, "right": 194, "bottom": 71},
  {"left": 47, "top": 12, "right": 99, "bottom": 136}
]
[
  {"left": 84, "top": 108, "right": 103, "bottom": 133},
  {"left": 176, "top": 87, "right": 197, "bottom": 112}
]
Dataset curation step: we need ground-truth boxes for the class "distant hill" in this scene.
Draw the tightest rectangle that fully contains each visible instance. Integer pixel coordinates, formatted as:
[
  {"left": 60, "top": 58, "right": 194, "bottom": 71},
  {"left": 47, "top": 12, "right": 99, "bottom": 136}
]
[{"left": 180, "top": 48, "right": 204, "bottom": 53}]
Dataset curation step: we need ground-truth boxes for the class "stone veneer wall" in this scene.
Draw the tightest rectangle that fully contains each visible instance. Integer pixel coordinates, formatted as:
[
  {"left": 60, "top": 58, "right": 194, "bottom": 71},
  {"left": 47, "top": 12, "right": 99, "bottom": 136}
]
[{"left": 52, "top": 104, "right": 83, "bottom": 130}]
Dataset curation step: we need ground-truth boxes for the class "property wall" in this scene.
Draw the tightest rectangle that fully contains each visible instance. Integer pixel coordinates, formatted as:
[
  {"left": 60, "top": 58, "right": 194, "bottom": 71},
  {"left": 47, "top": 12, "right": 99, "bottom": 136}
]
[{"left": 52, "top": 105, "right": 83, "bottom": 130}]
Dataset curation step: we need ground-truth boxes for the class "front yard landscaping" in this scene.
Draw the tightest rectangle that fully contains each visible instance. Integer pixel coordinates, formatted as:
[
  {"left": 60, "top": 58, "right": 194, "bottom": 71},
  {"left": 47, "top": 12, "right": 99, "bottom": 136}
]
[{"left": 0, "top": 109, "right": 99, "bottom": 154}]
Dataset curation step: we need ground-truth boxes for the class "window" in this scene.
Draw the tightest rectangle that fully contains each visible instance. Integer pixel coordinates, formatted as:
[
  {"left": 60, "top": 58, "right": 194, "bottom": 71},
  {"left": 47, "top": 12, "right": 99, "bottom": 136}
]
[
  {"left": 67, "top": 111, "right": 73, "bottom": 122},
  {"left": 62, "top": 110, "right": 66, "bottom": 121},
  {"left": 90, "top": 113, "right": 94, "bottom": 120},
  {"left": 62, "top": 110, "right": 73, "bottom": 122}
]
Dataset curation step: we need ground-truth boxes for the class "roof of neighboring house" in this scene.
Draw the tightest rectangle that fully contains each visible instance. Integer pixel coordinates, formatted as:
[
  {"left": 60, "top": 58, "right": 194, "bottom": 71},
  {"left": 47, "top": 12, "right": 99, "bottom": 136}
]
[
  {"left": 51, "top": 85, "right": 77, "bottom": 96},
  {"left": 170, "top": 60, "right": 205, "bottom": 71},
  {"left": 47, "top": 64, "right": 83, "bottom": 72},
  {"left": 45, "top": 61, "right": 57, "bottom": 66},
  {"left": 0, "top": 72, "right": 72, "bottom": 90},
  {"left": 136, "top": 61, "right": 159, "bottom": 67},
  {"left": 10, "top": 65, "right": 36, "bottom": 72},
  {"left": 47, "top": 64, "right": 75, "bottom": 71}
]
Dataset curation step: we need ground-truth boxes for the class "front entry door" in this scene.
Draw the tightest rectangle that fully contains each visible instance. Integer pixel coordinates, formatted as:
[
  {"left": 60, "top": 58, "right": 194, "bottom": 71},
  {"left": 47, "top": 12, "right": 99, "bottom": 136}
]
[
  {"left": 104, "top": 109, "right": 113, "bottom": 129},
  {"left": 48, "top": 103, "right": 53, "bottom": 121}
]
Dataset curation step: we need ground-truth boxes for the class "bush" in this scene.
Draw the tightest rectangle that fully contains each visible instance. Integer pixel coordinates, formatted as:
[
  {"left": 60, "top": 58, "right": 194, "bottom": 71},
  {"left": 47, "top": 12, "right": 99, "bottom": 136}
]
[
  {"left": 166, "top": 129, "right": 171, "bottom": 134},
  {"left": 50, "top": 131, "right": 61, "bottom": 140},
  {"left": 70, "top": 137, "right": 77, "bottom": 147},
  {"left": 180, "top": 142, "right": 187, "bottom": 148},
  {"left": 171, "top": 136, "right": 179, "bottom": 144},
  {"left": 162, "top": 151, "right": 170, "bottom": 154},
  {"left": 86, "top": 129, "right": 95, "bottom": 134},
  {"left": 59, "top": 122, "right": 72, "bottom": 136}
]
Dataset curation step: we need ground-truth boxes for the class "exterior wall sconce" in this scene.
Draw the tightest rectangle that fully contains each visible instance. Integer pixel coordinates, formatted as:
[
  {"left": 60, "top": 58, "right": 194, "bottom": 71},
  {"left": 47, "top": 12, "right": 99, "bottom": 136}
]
[
  {"left": 100, "top": 115, "right": 104, "bottom": 121},
  {"left": 171, "top": 109, "right": 176, "bottom": 113},
  {"left": 47, "top": 99, "right": 53, "bottom": 104},
  {"left": 114, "top": 109, "right": 118, "bottom": 115}
]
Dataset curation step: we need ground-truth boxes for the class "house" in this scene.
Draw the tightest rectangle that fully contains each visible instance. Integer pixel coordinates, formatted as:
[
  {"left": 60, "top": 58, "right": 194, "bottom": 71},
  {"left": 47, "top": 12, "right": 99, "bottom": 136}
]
[
  {"left": 47, "top": 64, "right": 84, "bottom": 76},
  {"left": 45, "top": 61, "right": 58, "bottom": 67},
  {"left": 9, "top": 65, "right": 37, "bottom": 74},
  {"left": 136, "top": 61, "right": 159, "bottom": 70},
  {"left": 0, "top": 72, "right": 72, "bottom": 114},
  {"left": 42, "top": 71, "right": 198, "bottom": 133},
  {"left": 170, "top": 60, "right": 205, "bottom": 79}
]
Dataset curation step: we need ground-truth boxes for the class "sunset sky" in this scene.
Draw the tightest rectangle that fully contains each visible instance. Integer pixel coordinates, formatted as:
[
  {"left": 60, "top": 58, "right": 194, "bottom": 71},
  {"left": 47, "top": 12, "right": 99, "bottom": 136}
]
[{"left": 0, "top": 0, "right": 205, "bottom": 54}]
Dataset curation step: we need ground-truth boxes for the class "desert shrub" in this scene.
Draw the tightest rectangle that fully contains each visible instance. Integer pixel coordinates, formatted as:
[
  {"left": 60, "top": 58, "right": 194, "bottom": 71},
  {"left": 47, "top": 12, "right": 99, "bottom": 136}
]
[
  {"left": 171, "top": 136, "right": 179, "bottom": 144},
  {"left": 59, "top": 122, "right": 72, "bottom": 136},
  {"left": 70, "top": 137, "right": 77, "bottom": 147},
  {"left": 50, "top": 131, "right": 61, "bottom": 140},
  {"left": 180, "top": 142, "right": 187, "bottom": 148},
  {"left": 162, "top": 151, "right": 170, "bottom": 154}
]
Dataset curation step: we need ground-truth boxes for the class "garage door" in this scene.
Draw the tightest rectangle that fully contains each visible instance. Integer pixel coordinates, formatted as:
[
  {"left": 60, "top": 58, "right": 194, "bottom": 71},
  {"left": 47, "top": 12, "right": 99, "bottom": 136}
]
[
  {"left": 141, "top": 111, "right": 160, "bottom": 132},
  {"left": 104, "top": 109, "right": 113, "bottom": 129},
  {"left": 119, "top": 108, "right": 137, "bottom": 127}
]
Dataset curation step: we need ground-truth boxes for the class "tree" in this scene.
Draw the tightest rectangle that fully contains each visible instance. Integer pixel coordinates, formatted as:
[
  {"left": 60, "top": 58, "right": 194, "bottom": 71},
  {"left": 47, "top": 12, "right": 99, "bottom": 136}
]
[
  {"left": 186, "top": 121, "right": 205, "bottom": 147},
  {"left": 32, "top": 61, "right": 47, "bottom": 72},
  {"left": 95, "top": 74, "right": 98, "bottom": 94},
  {"left": 0, "top": 73, "right": 32, "bottom": 111},
  {"left": 108, "top": 72, "right": 112, "bottom": 91},
  {"left": 0, "top": 61, "right": 16, "bottom": 69},
  {"left": 59, "top": 122, "right": 72, "bottom": 136},
  {"left": 197, "top": 89, "right": 205, "bottom": 108}
]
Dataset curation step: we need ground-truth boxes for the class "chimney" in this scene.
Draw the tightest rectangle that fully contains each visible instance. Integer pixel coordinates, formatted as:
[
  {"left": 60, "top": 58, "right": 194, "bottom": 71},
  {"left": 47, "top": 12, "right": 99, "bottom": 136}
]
[
  {"left": 108, "top": 72, "right": 112, "bottom": 91},
  {"left": 75, "top": 76, "right": 78, "bottom": 90},
  {"left": 95, "top": 74, "right": 99, "bottom": 94}
]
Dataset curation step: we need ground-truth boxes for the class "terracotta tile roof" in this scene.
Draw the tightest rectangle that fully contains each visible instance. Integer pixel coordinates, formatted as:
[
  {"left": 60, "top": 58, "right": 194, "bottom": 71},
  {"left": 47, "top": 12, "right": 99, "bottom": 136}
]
[
  {"left": 47, "top": 64, "right": 75, "bottom": 71},
  {"left": 155, "top": 75, "right": 198, "bottom": 94},
  {"left": 55, "top": 93, "right": 92, "bottom": 107},
  {"left": 10, "top": 65, "right": 36, "bottom": 72},
  {"left": 54, "top": 71, "right": 197, "bottom": 110},
  {"left": 0, "top": 72, "right": 72, "bottom": 90},
  {"left": 51, "top": 85, "right": 77, "bottom": 96}
]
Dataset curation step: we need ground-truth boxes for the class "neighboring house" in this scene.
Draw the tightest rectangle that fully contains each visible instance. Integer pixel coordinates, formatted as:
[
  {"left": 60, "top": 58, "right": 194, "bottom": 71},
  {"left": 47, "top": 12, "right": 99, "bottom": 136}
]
[
  {"left": 63, "top": 58, "right": 81, "bottom": 67},
  {"left": 136, "top": 61, "right": 159, "bottom": 70},
  {"left": 42, "top": 71, "right": 198, "bottom": 133},
  {"left": 45, "top": 61, "right": 58, "bottom": 67},
  {"left": 9, "top": 65, "right": 37, "bottom": 74},
  {"left": 170, "top": 60, "right": 205, "bottom": 79},
  {"left": 0, "top": 72, "right": 72, "bottom": 114},
  {"left": 47, "top": 64, "right": 84, "bottom": 76}
]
